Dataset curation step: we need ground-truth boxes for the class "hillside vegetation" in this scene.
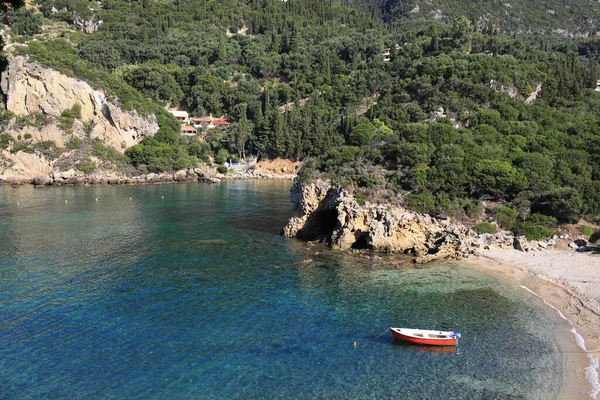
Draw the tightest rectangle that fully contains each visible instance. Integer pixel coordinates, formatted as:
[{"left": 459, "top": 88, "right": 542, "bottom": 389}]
[
  {"left": 356, "top": 0, "right": 600, "bottom": 35},
  {"left": 1, "top": 0, "right": 600, "bottom": 235}
]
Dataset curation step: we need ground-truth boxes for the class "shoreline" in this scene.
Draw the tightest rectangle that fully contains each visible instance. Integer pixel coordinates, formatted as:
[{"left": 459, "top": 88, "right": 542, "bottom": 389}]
[
  {"left": 0, "top": 168, "right": 296, "bottom": 186},
  {"left": 461, "top": 250, "right": 600, "bottom": 400}
]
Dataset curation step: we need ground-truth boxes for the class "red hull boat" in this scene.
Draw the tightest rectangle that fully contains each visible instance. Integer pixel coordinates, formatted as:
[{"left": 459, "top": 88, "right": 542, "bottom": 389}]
[{"left": 390, "top": 328, "right": 461, "bottom": 346}]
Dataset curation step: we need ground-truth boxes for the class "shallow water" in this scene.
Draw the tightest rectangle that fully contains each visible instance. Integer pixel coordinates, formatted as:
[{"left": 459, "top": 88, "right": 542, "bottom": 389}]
[{"left": 0, "top": 181, "right": 563, "bottom": 399}]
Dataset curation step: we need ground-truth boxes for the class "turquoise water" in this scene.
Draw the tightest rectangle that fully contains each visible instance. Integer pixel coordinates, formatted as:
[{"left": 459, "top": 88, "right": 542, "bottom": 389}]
[{"left": 0, "top": 181, "right": 562, "bottom": 399}]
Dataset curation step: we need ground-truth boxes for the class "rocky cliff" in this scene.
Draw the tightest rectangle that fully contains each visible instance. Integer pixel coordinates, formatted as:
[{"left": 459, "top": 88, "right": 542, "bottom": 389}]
[
  {"left": 0, "top": 54, "right": 159, "bottom": 182},
  {"left": 282, "top": 180, "right": 482, "bottom": 263},
  {"left": 1, "top": 55, "right": 158, "bottom": 150},
  {"left": 281, "top": 180, "right": 568, "bottom": 263}
]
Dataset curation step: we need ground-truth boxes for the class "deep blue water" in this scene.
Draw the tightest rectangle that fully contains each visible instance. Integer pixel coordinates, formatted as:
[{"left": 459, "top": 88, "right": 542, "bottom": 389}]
[{"left": 0, "top": 181, "right": 563, "bottom": 399}]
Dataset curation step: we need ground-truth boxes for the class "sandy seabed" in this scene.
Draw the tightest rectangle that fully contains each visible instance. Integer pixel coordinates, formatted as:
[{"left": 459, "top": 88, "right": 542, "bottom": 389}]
[{"left": 462, "top": 249, "right": 600, "bottom": 400}]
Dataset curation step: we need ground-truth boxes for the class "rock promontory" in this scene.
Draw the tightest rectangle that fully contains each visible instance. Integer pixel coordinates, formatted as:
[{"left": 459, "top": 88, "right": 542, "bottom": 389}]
[
  {"left": 282, "top": 180, "right": 481, "bottom": 263},
  {"left": 281, "top": 180, "right": 569, "bottom": 263}
]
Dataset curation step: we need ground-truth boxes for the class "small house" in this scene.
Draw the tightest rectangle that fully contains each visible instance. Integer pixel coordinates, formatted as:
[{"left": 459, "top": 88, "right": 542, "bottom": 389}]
[
  {"left": 383, "top": 48, "right": 391, "bottom": 62},
  {"left": 180, "top": 125, "right": 197, "bottom": 136},
  {"left": 212, "top": 119, "right": 231, "bottom": 127},
  {"left": 382, "top": 44, "right": 401, "bottom": 62},
  {"left": 192, "top": 115, "right": 232, "bottom": 130},
  {"left": 170, "top": 110, "right": 189, "bottom": 121}
]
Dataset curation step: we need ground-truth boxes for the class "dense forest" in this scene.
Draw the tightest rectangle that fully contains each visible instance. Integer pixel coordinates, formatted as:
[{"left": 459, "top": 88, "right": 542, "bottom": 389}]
[{"left": 3, "top": 0, "right": 600, "bottom": 237}]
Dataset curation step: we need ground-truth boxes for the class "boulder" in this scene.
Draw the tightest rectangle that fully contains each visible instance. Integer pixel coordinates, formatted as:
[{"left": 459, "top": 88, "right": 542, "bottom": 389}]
[
  {"left": 32, "top": 175, "right": 52, "bottom": 186},
  {"left": 173, "top": 169, "right": 189, "bottom": 182},
  {"left": 513, "top": 236, "right": 529, "bottom": 252},
  {"left": 146, "top": 173, "right": 159, "bottom": 183}
]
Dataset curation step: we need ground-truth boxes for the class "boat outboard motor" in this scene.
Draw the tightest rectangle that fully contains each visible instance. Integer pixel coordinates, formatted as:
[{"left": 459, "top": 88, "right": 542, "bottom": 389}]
[{"left": 452, "top": 332, "right": 462, "bottom": 340}]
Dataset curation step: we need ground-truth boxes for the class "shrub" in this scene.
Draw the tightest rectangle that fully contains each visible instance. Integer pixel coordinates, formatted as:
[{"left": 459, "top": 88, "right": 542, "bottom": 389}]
[
  {"left": 514, "top": 222, "right": 555, "bottom": 240},
  {"left": 462, "top": 199, "right": 484, "bottom": 218},
  {"left": 33, "top": 141, "right": 62, "bottom": 159},
  {"left": 513, "top": 213, "right": 557, "bottom": 240},
  {"left": 357, "top": 172, "right": 383, "bottom": 188},
  {"left": 0, "top": 134, "right": 12, "bottom": 149},
  {"left": 83, "top": 123, "right": 95, "bottom": 136},
  {"left": 59, "top": 104, "right": 82, "bottom": 133},
  {"left": 475, "top": 222, "right": 497, "bottom": 234},
  {"left": 10, "top": 142, "right": 34, "bottom": 153},
  {"left": 349, "top": 123, "right": 375, "bottom": 146},
  {"left": 188, "top": 141, "right": 210, "bottom": 162},
  {"left": 579, "top": 225, "right": 595, "bottom": 237},
  {"left": 297, "top": 158, "right": 318, "bottom": 183},
  {"left": 404, "top": 192, "right": 436, "bottom": 213},
  {"left": 93, "top": 140, "right": 123, "bottom": 164},
  {"left": 216, "top": 165, "right": 228, "bottom": 174},
  {"left": 0, "top": 111, "right": 16, "bottom": 123},
  {"left": 16, "top": 116, "right": 31, "bottom": 128},
  {"left": 34, "top": 141, "right": 55, "bottom": 151},
  {"left": 66, "top": 137, "right": 84, "bottom": 150},
  {"left": 29, "top": 112, "right": 49, "bottom": 129},
  {"left": 214, "top": 148, "right": 230, "bottom": 165},
  {"left": 354, "top": 193, "right": 366, "bottom": 206},
  {"left": 493, "top": 206, "right": 519, "bottom": 230},
  {"left": 75, "top": 159, "right": 97, "bottom": 174},
  {"left": 527, "top": 213, "right": 558, "bottom": 227},
  {"left": 532, "top": 187, "right": 584, "bottom": 223}
]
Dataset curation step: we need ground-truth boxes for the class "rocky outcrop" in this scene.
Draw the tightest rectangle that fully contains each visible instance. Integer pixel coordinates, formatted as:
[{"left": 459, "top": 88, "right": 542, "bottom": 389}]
[
  {"left": 282, "top": 180, "right": 480, "bottom": 263},
  {"left": 0, "top": 149, "right": 53, "bottom": 179},
  {"left": 281, "top": 180, "right": 567, "bottom": 263},
  {"left": 73, "top": 13, "right": 103, "bottom": 34},
  {"left": 0, "top": 54, "right": 159, "bottom": 151}
]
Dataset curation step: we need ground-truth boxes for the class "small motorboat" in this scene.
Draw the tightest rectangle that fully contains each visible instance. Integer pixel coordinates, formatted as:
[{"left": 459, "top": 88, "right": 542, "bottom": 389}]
[{"left": 390, "top": 327, "right": 461, "bottom": 346}]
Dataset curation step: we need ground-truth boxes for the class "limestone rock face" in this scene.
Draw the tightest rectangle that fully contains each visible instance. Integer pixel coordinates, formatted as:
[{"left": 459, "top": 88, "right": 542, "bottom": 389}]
[
  {"left": 281, "top": 180, "right": 479, "bottom": 262},
  {"left": 73, "top": 13, "right": 103, "bottom": 34},
  {"left": 0, "top": 55, "right": 159, "bottom": 152},
  {"left": 0, "top": 149, "right": 53, "bottom": 179}
]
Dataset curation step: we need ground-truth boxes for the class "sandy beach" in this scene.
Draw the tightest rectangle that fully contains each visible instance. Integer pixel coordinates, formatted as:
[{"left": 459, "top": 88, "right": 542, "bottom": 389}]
[{"left": 462, "top": 248, "right": 600, "bottom": 400}]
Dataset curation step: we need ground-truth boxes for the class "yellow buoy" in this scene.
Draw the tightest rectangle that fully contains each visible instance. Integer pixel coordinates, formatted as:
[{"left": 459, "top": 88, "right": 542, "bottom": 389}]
[
  {"left": 129, "top": 197, "right": 132, "bottom": 200},
  {"left": 161, "top": 196, "right": 164, "bottom": 199},
  {"left": 353, "top": 341, "right": 357, "bottom": 348},
  {"left": 17, "top": 202, "right": 20, "bottom": 205},
  {"left": 65, "top": 200, "right": 68, "bottom": 204},
  {"left": 95, "top": 198, "right": 98, "bottom": 202}
]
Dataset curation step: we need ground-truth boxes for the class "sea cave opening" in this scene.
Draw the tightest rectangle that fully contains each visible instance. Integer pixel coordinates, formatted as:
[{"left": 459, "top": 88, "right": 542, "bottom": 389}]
[
  {"left": 351, "top": 231, "right": 371, "bottom": 250},
  {"left": 298, "top": 209, "right": 339, "bottom": 241}
]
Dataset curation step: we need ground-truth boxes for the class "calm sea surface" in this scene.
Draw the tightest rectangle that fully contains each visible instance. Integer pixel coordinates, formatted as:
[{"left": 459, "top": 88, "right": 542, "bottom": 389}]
[{"left": 0, "top": 181, "right": 563, "bottom": 399}]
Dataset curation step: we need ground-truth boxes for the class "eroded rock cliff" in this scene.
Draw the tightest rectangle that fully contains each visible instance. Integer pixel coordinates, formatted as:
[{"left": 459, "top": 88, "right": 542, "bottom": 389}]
[
  {"left": 282, "top": 180, "right": 481, "bottom": 262},
  {"left": 1, "top": 54, "right": 159, "bottom": 150},
  {"left": 282, "top": 180, "right": 565, "bottom": 262},
  {"left": 0, "top": 54, "right": 160, "bottom": 182}
]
